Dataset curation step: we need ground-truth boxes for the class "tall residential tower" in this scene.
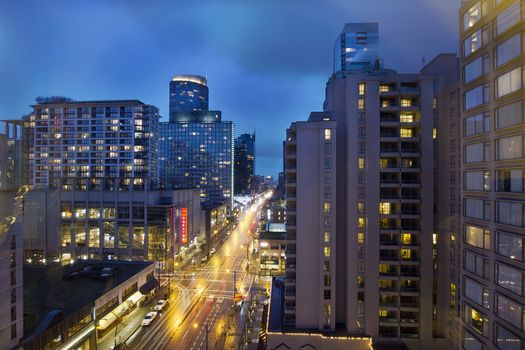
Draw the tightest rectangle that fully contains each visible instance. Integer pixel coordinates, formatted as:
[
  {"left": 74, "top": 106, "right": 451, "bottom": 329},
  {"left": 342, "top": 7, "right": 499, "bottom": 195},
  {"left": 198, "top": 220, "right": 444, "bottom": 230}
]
[{"left": 455, "top": 1, "right": 525, "bottom": 349}]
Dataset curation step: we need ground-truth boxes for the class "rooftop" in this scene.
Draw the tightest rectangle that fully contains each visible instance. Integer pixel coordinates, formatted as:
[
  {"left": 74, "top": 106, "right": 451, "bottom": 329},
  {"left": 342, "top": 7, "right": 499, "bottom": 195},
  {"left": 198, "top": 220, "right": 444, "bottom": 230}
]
[
  {"left": 24, "top": 260, "right": 153, "bottom": 333},
  {"left": 171, "top": 74, "right": 207, "bottom": 86}
]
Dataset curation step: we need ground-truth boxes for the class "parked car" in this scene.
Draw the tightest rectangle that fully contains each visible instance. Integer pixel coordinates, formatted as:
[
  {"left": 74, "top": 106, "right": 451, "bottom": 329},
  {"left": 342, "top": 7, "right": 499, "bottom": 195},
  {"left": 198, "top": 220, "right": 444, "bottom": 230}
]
[
  {"left": 200, "top": 256, "right": 208, "bottom": 266},
  {"left": 210, "top": 248, "right": 216, "bottom": 255},
  {"left": 154, "top": 299, "right": 168, "bottom": 311},
  {"left": 141, "top": 311, "right": 158, "bottom": 326}
]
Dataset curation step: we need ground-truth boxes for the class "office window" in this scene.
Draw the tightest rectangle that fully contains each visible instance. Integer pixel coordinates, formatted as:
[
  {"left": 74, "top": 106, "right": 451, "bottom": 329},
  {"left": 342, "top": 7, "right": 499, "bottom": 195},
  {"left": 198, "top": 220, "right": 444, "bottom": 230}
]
[
  {"left": 357, "top": 202, "right": 365, "bottom": 213},
  {"left": 497, "top": 201, "right": 525, "bottom": 227},
  {"left": 497, "top": 101, "right": 523, "bottom": 129},
  {"left": 465, "top": 171, "right": 490, "bottom": 191},
  {"left": 358, "top": 157, "right": 365, "bottom": 169},
  {"left": 496, "top": 34, "right": 522, "bottom": 67},
  {"left": 357, "top": 98, "right": 365, "bottom": 110},
  {"left": 464, "top": 142, "right": 490, "bottom": 163},
  {"left": 464, "top": 277, "right": 490, "bottom": 309},
  {"left": 495, "top": 324, "right": 523, "bottom": 350},
  {"left": 465, "top": 84, "right": 488, "bottom": 109},
  {"left": 497, "top": 231, "right": 524, "bottom": 261},
  {"left": 496, "top": 294, "right": 524, "bottom": 330},
  {"left": 464, "top": 113, "right": 489, "bottom": 136},
  {"left": 497, "top": 263, "right": 524, "bottom": 295},
  {"left": 495, "top": 1, "right": 520, "bottom": 37},
  {"left": 324, "top": 129, "right": 331, "bottom": 140},
  {"left": 496, "top": 67, "right": 523, "bottom": 98},
  {"left": 324, "top": 231, "right": 330, "bottom": 243},
  {"left": 357, "top": 232, "right": 365, "bottom": 244},
  {"left": 464, "top": 198, "right": 490, "bottom": 220},
  {"left": 358, "top": 83, "right": 365, "bottom": 96},
  {"left": 463, "top": 2, "right": 481, "bottom": 31},
  {"left": 464, "top": 29, "right": 482, "bottom": 56},
  {"left": 465, "top": 224, "right": 490, "bottom": 249},
  {"left": 464, "top": 304, "right": 488, "bottom": 336},
  {"left": 323, "top": 202, "right": 331, "bottom": 213}
]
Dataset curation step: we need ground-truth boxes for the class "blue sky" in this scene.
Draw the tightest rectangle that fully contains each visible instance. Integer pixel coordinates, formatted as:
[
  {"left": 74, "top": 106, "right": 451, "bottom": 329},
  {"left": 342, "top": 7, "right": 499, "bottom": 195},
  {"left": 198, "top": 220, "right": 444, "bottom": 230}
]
[{"left": 0, "top": 0, "right": 460, "bottom": 176}]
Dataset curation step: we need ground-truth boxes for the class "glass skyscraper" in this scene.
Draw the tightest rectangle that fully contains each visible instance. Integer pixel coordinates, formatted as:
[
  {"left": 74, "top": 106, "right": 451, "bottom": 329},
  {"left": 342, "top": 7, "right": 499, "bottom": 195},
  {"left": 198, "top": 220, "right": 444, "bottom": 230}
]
[
  {"left": 159, "top": 112, "right": 234, "bottom": 208},
  {"left": 169, "top": 75, "right": 209, "bottom": 120},
  {"left": 333, "top": 23, "right": 379, "bottom": 75},
  {"left": 234, "top": 132, "right": 255, "bottom": 195}
]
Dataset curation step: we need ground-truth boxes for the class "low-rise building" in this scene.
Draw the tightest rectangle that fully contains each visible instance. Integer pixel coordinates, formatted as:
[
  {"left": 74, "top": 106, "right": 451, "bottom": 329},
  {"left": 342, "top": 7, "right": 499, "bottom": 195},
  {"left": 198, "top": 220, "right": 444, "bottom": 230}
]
[
  {"left": 22, "top": 189, "right": 201, "bottom": 270},
  {"left": 21, "top": 260, "right": 155, "bottom": 350}
]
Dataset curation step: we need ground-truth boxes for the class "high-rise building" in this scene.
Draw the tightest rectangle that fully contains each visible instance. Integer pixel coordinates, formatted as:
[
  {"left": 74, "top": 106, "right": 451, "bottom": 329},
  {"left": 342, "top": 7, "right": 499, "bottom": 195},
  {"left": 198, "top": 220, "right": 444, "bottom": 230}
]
[
  {"left": 0, "top": 121, "right": 25, "bottom": 191},
  {"left": 160, "top": 76, "right": 234, "bottom": 208},
  {"left": 234, "top": 132, "right": 255, "bottom": 195},
  {"left": 453, "top": 1, "right": 525, "bottom": 349},
  {"left": 0, "top": 190, "right": 25, "bottom": 348},
  {"left": 333, "top": 23, "right": 379, "bottom": 75},
  {"left": 24, "top": 98, "right": 159, "bottom": 191},
  {"left": 169, "top": 75, "right": 209, "bottom": 120},
  {"left": 280, "top": 23, "right": 460, "bottom": 349}
]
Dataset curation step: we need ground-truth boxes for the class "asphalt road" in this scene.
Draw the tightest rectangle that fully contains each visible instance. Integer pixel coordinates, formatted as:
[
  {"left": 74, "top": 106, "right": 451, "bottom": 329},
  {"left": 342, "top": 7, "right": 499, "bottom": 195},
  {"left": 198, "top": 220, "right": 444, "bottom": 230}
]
[{"left": 127, "top": 196, "right": 268, "bottom": 350}]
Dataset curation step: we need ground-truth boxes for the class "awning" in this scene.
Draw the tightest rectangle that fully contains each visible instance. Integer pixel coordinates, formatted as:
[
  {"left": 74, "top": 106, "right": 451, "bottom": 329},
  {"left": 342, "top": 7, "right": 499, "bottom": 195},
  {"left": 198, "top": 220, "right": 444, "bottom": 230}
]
[{"left": 139, "top": 277, "right": 159, "bottom": 294}]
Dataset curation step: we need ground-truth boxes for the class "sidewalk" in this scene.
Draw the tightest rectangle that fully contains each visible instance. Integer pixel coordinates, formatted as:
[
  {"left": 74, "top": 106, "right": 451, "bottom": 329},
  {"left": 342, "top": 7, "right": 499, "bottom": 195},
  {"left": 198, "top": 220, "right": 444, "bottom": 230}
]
[{"left": 97, "top": 302, "right": 151, "bottom": 350}]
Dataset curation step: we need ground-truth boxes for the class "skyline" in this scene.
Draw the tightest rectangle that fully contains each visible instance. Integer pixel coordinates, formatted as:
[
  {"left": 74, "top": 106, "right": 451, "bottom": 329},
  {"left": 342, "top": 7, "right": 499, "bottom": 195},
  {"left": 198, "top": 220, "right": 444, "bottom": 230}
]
[{"left": 0, "top": 0, "right": 459, "bottom": 176}]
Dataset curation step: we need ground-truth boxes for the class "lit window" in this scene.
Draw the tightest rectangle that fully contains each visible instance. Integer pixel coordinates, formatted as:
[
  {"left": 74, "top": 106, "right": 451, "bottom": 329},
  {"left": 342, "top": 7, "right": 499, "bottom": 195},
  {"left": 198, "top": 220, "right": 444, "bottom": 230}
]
[
  {"left": 324, "top": 231, "right": 330, "bottom": 243},
  {"left": 324, "top": 246, "right": 331, "bottom": 257},
  {"left": 400, "top": 99, "right": 412, "bottom": 107},
  {"left": 324, "top": 129, "right": 331, "bottom": 140},
  {"left": 358, "top": 217, "right": 365, "bottom": 229},
  {"left": 323, "top": 202, "right": 331, "bottom": 213},
  {"left": 358, "top": 83, "right": 366, "bottom": 96},
  {"left": 357, "top": 232, "right": 365, "bottom": 244},
  {"left": 402, "top": 234, "right": 412, "bottom": 245},
  {"left": 357, "top": 98, "right": 365, "bottom": 110},
  {"left": 399, "top": 113, "right": 414, "bottom": 123},
  {"left": 379, "top": 202, "right": 391, "bottom": 214},
  {"left": 433, "top": 128, "right": 437, "bottom": 139},
  {"left": 400, "top": 128, "right": 413, "bottom": 138},
  {"left": 357, "top": 202, "right": 365, "bottom": 213},
  {"left": 358, "top": 157, "right": 365, "bottom": 169},
  {"left": 463, "top": 2, "right": 481, "bottom": 31},
  {"left": 379, "top": 85, "right": 390, "bottom": 93},
  {"left": 379, "top": 309, "right": 388, "bottom": 317},
  {"left": 401, "top": 249, "right": 412, "bottom": 259}
]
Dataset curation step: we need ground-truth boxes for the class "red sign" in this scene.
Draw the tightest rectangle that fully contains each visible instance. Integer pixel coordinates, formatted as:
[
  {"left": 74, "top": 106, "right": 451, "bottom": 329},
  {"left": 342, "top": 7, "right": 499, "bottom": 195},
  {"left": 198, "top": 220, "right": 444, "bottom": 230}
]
[{"left": 181, "top": 208, "right": 188, "bottom": 244}]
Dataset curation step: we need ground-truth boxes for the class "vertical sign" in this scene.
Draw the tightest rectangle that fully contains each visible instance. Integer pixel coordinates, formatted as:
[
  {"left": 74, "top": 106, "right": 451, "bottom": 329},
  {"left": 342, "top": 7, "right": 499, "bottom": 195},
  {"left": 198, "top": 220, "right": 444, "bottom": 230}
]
[
  {"left": 170, "top": 207, "right": 177, "bottom": 241},
  {"left": 181, "top": 207, "right": 188, "bottom": 244}
]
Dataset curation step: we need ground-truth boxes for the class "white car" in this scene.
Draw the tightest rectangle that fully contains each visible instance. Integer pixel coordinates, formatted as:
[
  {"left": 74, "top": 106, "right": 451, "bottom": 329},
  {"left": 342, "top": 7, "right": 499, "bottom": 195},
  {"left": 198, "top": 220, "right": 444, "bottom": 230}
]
[
  {"left": 154, "top": 299, "right": 168, "bottom": 311},
  {"left": 141, "top": 311, "right": 158, "bottom": 326},
  {"left": 210, "top": 248, "right": 216, "bottom": 255}
]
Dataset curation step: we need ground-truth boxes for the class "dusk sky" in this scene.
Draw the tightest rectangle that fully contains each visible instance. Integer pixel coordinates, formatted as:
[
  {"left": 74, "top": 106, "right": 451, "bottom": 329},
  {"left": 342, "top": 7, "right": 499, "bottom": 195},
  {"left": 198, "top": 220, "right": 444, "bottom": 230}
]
[{"left": 0, "top": 0, "right": 460, "bottom": 176}]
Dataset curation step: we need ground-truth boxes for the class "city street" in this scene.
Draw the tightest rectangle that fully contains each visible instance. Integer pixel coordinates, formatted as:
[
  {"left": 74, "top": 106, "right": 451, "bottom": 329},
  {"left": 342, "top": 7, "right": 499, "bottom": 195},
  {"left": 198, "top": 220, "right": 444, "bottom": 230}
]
[{"left": 125, "top": 195, "right": 270, "bottom": 350}]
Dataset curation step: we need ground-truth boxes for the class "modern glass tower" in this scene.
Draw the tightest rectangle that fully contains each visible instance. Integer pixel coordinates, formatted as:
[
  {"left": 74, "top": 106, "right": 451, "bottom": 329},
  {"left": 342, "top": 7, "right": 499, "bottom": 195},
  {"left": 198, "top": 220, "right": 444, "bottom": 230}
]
[
  {"left": 159, "top": 113, "right": 234, "bottom": 208},
  {"left": 234, "top": 132, "right": 255, "bottom": 195},
  {"left": 333, "top": 23, "right": 379, "bottom": 75},
  {"left": 169, "top": 75, "right": 209, "bottom": 120}
]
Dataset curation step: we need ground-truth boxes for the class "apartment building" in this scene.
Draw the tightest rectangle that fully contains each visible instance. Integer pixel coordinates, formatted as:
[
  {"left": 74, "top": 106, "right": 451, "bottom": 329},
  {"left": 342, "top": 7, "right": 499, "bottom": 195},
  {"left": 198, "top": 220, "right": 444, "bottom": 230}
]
[
  {"left": 457, "top": 1, "right": 525, "bottom": 349},
  {"left": 280, "top": 23, "right": 462, "bottom": 350}
]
